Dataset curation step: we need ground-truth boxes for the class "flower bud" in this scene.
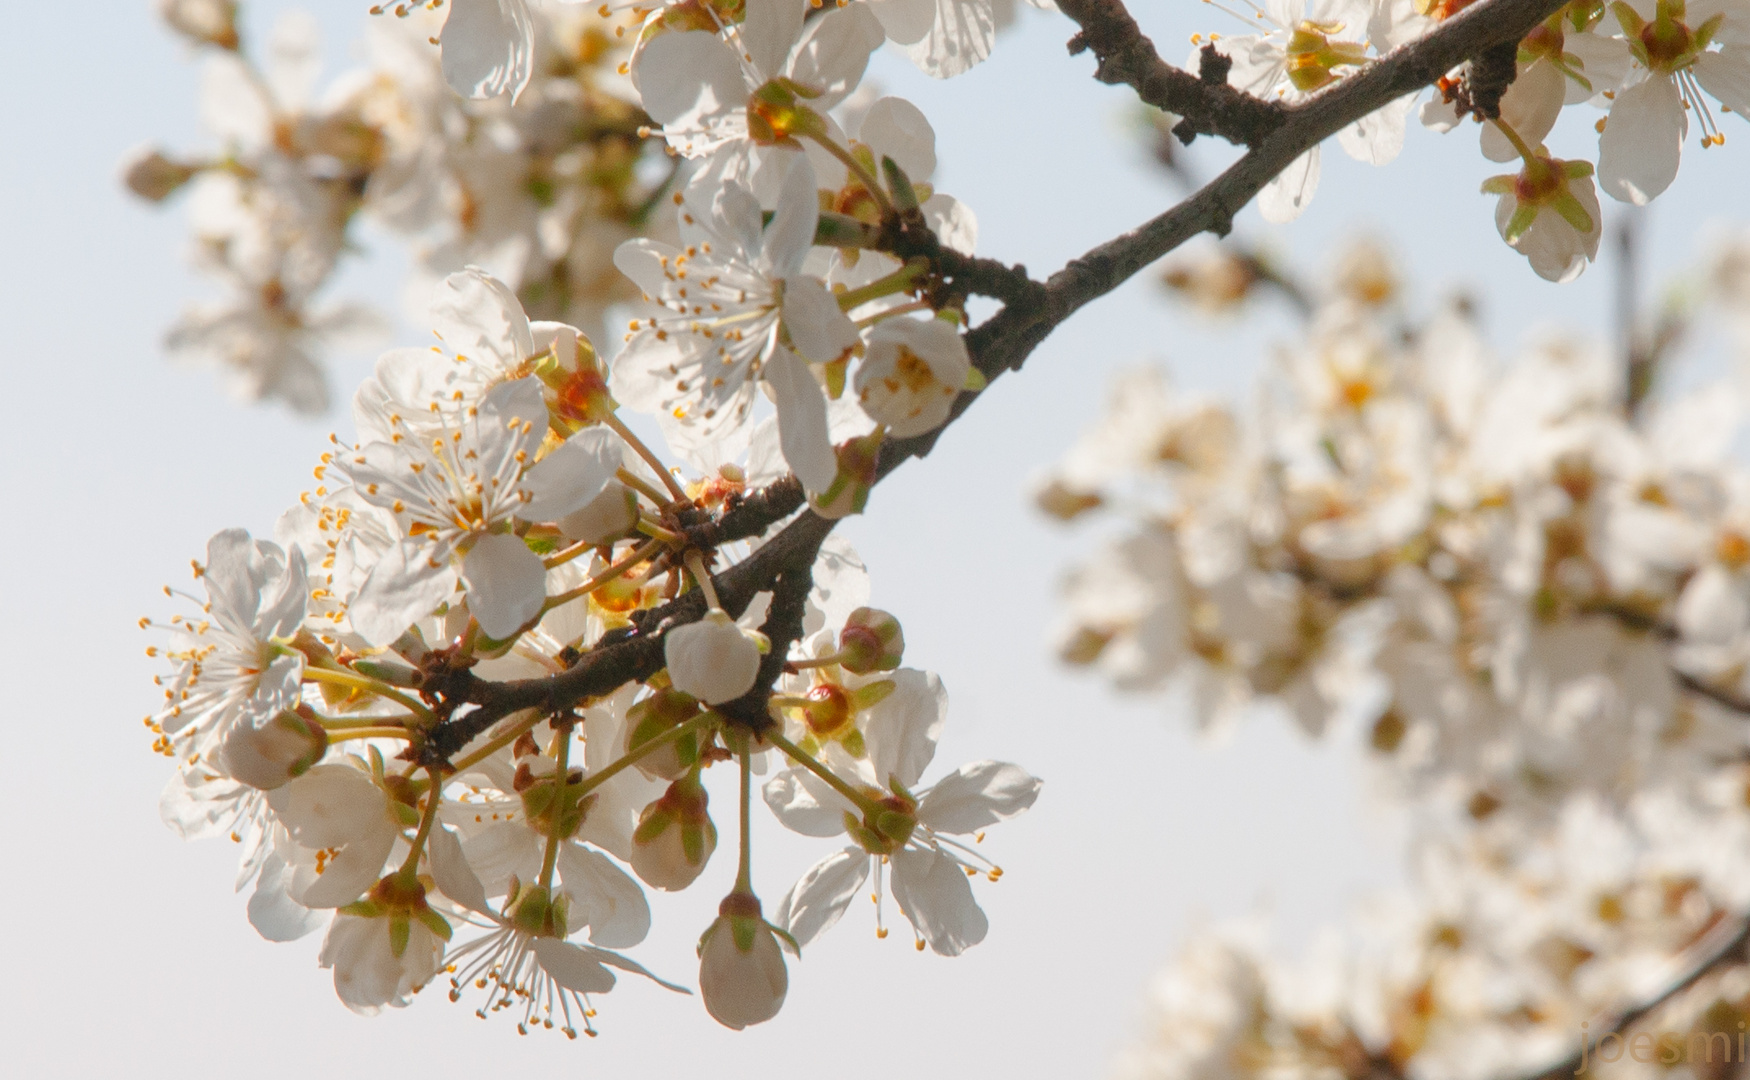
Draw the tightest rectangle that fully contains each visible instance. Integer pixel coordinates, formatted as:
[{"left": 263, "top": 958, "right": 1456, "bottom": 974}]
[
  {"left": 158, "top": 0, "right": 240, "bottom": 49},
  {"left": 810, "top": 429, "right": 884, "bottom": 519},
  {"left": 665, "top": 609, "right": 763, "bottom": 705},
  {"left": 218, "top": 708, "right": 328, "bottom": 790},
  {"left": 121, "top": 147, "right": 198, "bottom": 203},
  {"left": 558, "top": 482, "right": 639, "bottom": 545},
  {"left": 837, "top": 607, "right": 904, "bottom": 674},
  {"left": 625, "top": 687, "right": 707, "bottom": 781},
  {"left": 698, "top": 892, "right": 791, "bottom": 1030},
  {"left": 630, "top": 775, "right": 716, "bottom": 890}
]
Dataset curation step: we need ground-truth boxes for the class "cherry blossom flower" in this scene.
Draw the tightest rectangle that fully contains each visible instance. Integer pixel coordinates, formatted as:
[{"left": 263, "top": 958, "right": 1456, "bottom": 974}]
[
  {"left": 1597, "top": 0, "right": 1750, "bottom": 204},
  {"left": 764, "top": 670, "right": 1042, "bottom": 954}
]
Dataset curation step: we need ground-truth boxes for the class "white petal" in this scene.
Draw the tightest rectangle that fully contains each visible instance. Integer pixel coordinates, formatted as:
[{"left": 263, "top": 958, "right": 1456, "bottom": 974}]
[
  {"left": 867, "top": 0, "right": 935, "bottom": 45},
  {"left": 350, "top": 540, "right": 459, "bottom": 647},
  {"left": 558, "top": 845, "right": 653, "bottom": 949},
  {"left": 762, "top": 155, "right": 820, "bottom": 280},
  {"left": 743, "top": 0, "right": 809, "bottom": 79},
  {"left": 775, "top": 847, "right": 869, "bottom": 947},
  {"left": 1599, "top": 74, "right": 1685, "bottom": 204},
  {"left": 632, "top": 32, "right": 744, "bottom": 125},
  {"left": 762, "top": 768, "right": 856, "bottom": 836},
  {"left": 922, "top": 194, "right": 977, "bottom": 255},
  {"left": 440, "top": 0, "right": 534, "bottom": 101},
  {"left": 767, "top": 349, "right": 839, "bottom": 494},
  {"left": 429, "top": 825, "right": 495, "bottom": 917},
  {"left": 859, "top": 97, "right": 937, "bottom": 180},
  {"left": 1257, "top": 145, "right": 1319, "bottom": 223},
  {"left": 781, "top": 277, "right": 859, "bottom": 365},
  {"left": 864, "top": 669, "right": 948, "bottom": 790},
  {"left": 432, "top": 268, "right": 533, "bottom": 372},
  {"left": 248, "top": 853, "right": 327, "bottom": 942},
  {"left": 901, "top": 0, "right": 997, "bottom": 78},
  {"left": 1337, "top": 92, "right": 1415, "bottom": 165},
  {"left": 917, "top": 760, "right": 1042, "bottom": 832},
  {"left": 532, "top": 937, "right": 617, "bottom": 994},
  {"left": 300, "top": 822, "right": 397, "bottom": 908},
  {"left": 1479, "top": 60, "right": 1565, "bottom": 162},
  {"left": 890, "top": 846, "right": 988, "bottom": 955},
  {"left": 461, "top": 533, "right": 547, "bottom": 640},
  {"left": 789, "top": 2, "right": 886, "bottom": 107},
  {"left": 521, "top": 428, "right": 621, "bottom": 521},
  {"left": 1695, "top": 49, "right": 1750, "bottom": 117}
]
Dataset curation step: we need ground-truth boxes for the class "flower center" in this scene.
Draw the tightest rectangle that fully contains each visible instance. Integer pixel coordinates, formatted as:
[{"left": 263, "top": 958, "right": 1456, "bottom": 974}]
[{"left": 1284, "top": 22, "right": 1369, "bottom": 92}]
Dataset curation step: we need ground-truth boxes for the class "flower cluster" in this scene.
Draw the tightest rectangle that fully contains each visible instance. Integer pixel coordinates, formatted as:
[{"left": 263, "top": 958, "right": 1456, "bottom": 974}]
[
  {"left": 145, "top": 265, "right": 1039, "bottom": 1030},
  {"left": 1047, "top": 234, "right": 1750, "bottom": 1080},
  {"left": 1189, "top": 0, "right": 1750, "bottom": 280}
]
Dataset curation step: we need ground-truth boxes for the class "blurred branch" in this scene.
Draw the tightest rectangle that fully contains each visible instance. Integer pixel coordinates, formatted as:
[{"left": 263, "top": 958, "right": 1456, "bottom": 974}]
[{"left": 1518, "top": 915, "right": 1750, "bottom": 1080}]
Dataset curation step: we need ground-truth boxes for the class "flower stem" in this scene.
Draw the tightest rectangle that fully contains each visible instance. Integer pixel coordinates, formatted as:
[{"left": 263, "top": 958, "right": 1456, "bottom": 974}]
[
  {"left": 301, "top": 666, "right": 433, "bottom": 722},
  {"left": 538, "top": 728, "right": 571, "bottom": 891},
  {"left": 683, "top": 550, "right": 722, "bottom": 611},
  {"left": 327, "top": 726, "right": 416, "bottom": 743},
  {"left": 544, "top": 537, "right": 664, "bottom": 611},
  {"left": 606, "top": 413, "right": 688, "bottom": 502},
  {"left": 835, "top": 261, "right": 927, "bottom": 312},
  {"left": 396, "top": 767, "right": 445, "bottom": 882},
  {"left": 765, "top": 729, "right": 888, "bottom": 821},
  {"left": 575, "top": 714, "right": 709, "bottom": 800},
  {"left": 808, "top": 133, "right": 894, "bottom": 216},
  {"left": 786, "top": 653, "right": 846, "bottom": 671},
  {"left": 615, "top": 466, "right": 677, "bottom": 509},
  {"left": 735, "top": 737, "right": 754, "bottom": 894},
  {"left": 445, "top": 709, "right": 547, "bottom": 775},
  {"left": 543, "top": 538, "right": 595, "bottom": 571},
  {"left": 636, "top": 513, "right": 687, "bottom": 547},
  {"left": 854, "top": 298, "right": 932, "bottom": 328}
]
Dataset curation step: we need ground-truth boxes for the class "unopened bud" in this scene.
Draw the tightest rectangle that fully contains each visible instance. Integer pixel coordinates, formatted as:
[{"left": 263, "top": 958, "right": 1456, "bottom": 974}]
[
  {"left": 625, "top": 687, "right": 707, "bottom": 781},
  {"left": 218, "top": 707, "right": 328, "bottom": 790},
  {"left": 1033, "top": 478, "right": 1104, "bottom": 521},
  {"left": 122, "top": 147, "right": 198, "bottom": 203},
  {"left": 838, "top": 607, "right": 904, "bottom": 674},
  {"left": 810, "top": 430, "right": 884, "bottom": 520},
  {"left": 630, "top": 775, "right": 716, "bottom": 890},
  {"left": 665, "top": 609, "right": 763, "bottom": 704},
  {"left": 158, "top": 0, "right": 240, "bottom": 49},
  {"left": 698, "top": 892, "right": 792, "bottom": 1030}
]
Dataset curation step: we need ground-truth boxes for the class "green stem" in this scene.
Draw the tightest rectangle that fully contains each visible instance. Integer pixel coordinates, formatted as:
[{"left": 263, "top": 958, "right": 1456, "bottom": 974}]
[
  {"left": 543, "top": 538, "right": 595, "bottom": 571},
  {"left": 575, "top": 714, "right": 709, "bottom": 801},
  {"left": 396, "top": 768, "right": 445, "bottom": 881},
  {"left": 302, "top": 666, "right": 433, "bottom": 722},
  {"left": 538, "top": 728, "right": 571, "bottom": 891},
  {"left": 446, "top": 709, "right": 547, "bottom": 775},
  {"left": 735, "top": 738, "right": 754, "bottom": 893},
  {"left": 766, "top": 729, "right": 888, "bottom": 821},
  {"left": 543, "top": 537, "right": 664, "bottom": 611},
  {"left": 854, "top": 298, "right": 932, "bottom": 327},
  {"left": 808, "top": 133, "right": 894, "bottom": 216},
  {"left": 615, "top": 466, "right": 676, "bottom": 509},
  {"left": 1492, "top": 117, "right": 1538, "bottom": 166},
  {"left": 786, "top": 652, "right": 845, "bottom": 671},
  {"left": 315, "top": 712, "right": 422, "bottom": 731},
  {"left": 636, "top": 513, "right": 687, "bottom": 547},
  {"left": 327, "top": 727, "right": 416, "bottom": 743},
  {"left": 835, "top": 262, "right": 927, "bottom": 312},
  {"left": 683, "top": 550, "right": 722, "bottom": 611},
  {"left": 606, "top": 413, "right": 688, "bottom": 501}
]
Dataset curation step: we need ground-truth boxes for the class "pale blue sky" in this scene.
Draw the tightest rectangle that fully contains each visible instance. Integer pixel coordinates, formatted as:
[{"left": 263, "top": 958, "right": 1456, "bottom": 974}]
[{"left": 3, "top": 2, "right": 1746, "bottom": 1077}]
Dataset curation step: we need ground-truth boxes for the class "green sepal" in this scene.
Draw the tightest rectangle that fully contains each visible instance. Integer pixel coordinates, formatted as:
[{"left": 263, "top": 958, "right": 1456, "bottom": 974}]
[
  {"left": 816, "top": 212, "right": 880, "bottom": 249},
  {"left": 388, "top": 914, "right": 411, "bottom": 959},
  {"left": 416, "top": 907, "right": 453, "bottom": 942},
  {"left": 1504, "top": 204, "right": 1539, "bottom": 244},
  {"left": 963, "top": 368, "right": 988, "bottom": 392},
  {"left": 1552, "top": 192, "right": 1594, "bottom": 234},
  {"left": 339, "top": 899, "right": 386, "bottom": 918},
  {"left": 731, "top": 914, "right": 758, "bottom": 953},
  {"left": 849, "top": 679, "right": 896, "bottom": 711}
]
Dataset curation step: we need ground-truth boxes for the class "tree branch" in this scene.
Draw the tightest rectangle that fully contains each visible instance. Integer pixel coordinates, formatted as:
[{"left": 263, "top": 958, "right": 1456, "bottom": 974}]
[
  {"left": 1517, "top": 915, "right": 1750, "bottom": 1080},
  {"left": 420, "top": 0, "right": 1569, "bottom": 766}
]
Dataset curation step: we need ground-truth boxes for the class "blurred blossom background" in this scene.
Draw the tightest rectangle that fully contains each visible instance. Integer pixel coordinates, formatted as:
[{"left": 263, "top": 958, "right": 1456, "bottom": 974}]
[{"left": 6, "top": 1, "right": 1750, "bottom": 1076}]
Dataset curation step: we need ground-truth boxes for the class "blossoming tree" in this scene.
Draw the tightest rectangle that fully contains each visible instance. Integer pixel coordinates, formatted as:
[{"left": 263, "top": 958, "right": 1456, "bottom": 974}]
[{"left": 129, "top": 0, "right": 1750, "bottom": 1068}]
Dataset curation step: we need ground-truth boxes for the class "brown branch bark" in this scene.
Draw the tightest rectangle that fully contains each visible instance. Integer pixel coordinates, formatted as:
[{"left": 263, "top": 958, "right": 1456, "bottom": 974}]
[
  {"left": 1518, "top": 915, "right": 1750, "bottom": 1080},
  {"left": 418, "top": 0, "right": 1569, "bottom": 766}
]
